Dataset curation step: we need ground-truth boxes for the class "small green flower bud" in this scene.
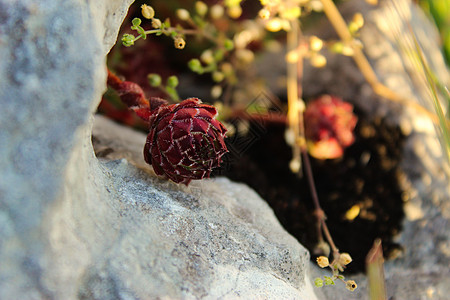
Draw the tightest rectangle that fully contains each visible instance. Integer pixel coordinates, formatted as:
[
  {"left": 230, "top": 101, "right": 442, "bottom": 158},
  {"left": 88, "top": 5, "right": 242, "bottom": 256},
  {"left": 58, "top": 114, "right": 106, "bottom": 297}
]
[
  {"left": 224, "top": 39, "right": 234, "bottom": 51},
  {"left": 214, "top": 49, "right": 225, "bottom": 61},
  {"left": 141, "top": 4, "right": 155, "bottom": 19},
  {"left": 166, "top": 75, "right": 179, "bottom": 88},
  {"left": 195, "top": 1, "right": 208, "bottom": 17},
  {"left": 148, "top": 73, "right": 162, "bottom": 87},
  {"left": 132, "top": 17, "right": 142, "bottom": 27},
  {"left": 121, "top": 34, "right": 135, "bottom": 47},
  {"left": 331, "top": 41, "right": 344, "bottom": 53},
  {"left": 212, "top": 71, "right": 225, "bottom": 82},
  {"left": 188, "top": 59, "right": 203, "bottom": 73},
  {"left": 314, "top": 278, "right": 324, "bottom": 288}
]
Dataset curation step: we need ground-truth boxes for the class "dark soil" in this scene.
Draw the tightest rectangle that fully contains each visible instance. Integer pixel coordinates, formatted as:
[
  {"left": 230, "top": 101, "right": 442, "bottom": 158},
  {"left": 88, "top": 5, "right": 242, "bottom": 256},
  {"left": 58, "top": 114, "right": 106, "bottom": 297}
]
[{"left": 213, "top": 108, "right": 405, "bottom": 273}]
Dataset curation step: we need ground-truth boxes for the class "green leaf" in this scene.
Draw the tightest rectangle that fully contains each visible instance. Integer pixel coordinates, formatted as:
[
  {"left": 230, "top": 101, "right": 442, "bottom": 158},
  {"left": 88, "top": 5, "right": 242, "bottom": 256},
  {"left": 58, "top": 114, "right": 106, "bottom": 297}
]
[
  {"left": 132, "top": 17, "right": 142, "bottom": 27},
  {"left": 314, "top": 278, "right": 324, "bottom": 288}
]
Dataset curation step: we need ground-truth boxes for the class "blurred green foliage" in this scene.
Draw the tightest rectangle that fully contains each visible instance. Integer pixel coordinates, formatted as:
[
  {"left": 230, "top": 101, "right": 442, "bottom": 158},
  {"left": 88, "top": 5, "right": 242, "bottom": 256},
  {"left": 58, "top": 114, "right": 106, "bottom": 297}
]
[{"left": 419, "top": 0, "right": 450, "bottom": 65}]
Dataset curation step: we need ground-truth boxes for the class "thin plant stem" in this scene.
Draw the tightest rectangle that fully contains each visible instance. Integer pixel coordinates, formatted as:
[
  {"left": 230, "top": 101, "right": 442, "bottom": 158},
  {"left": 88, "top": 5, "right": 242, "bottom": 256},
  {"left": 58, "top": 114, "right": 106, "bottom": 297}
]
[
  {"left": 301, "top": 141, "right": 340, "bottom": 257},
  {"left": 288, "top": 22, "right": 340, "bottom": 258},
  {"left": 287, "top": 19, "right": 302, "bottom": 173}
]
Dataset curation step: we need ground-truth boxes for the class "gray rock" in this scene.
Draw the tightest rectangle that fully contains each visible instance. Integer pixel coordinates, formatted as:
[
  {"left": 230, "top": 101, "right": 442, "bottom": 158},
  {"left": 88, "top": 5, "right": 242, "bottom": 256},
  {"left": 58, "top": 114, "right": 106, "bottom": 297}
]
[
  {"left": 85, "top": 115, "right": 319, "bottom": 299},
  {"left": 0, "top": 0, "right": 318, "bottom": 298},
  {"left": 0, "top": 0, "right": 131, "bottom": 298}
]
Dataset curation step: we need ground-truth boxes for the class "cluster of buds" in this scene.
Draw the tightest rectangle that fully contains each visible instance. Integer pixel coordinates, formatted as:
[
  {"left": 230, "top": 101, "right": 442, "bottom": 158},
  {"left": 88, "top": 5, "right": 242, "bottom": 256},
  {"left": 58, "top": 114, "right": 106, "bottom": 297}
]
[
  {"left": 258, "top": 0, "right": 300, "bottom": 31},
  {"left": 107, "top": 70, "right": 228, "bottom": 185},
  {"left": 285, "top": 35, "right": 327, "bottom": 68},
  {"left": 257, "top": 0, "right": 324, "bottom": 32},
  {"left": 121, "top": 4, "right": 186, "bottom": 50},
  {"left": 314, "top": 253, "right": 357, "bottom": 291},
  {"left": 304, "top": 95, "right": 357, "bottom": 159}
]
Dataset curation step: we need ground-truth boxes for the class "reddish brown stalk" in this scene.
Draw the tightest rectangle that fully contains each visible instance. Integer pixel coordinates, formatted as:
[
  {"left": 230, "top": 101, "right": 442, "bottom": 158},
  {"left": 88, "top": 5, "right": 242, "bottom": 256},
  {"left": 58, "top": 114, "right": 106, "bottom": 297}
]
[
  {"left": 106, "top": 69, "right": 167, "bottom": 122},
  {"left": 229, "top": 110, "right": 288, "bottom": 125},
  {"left": 294, "top": 28, "right": 340, "bottom": 259}
]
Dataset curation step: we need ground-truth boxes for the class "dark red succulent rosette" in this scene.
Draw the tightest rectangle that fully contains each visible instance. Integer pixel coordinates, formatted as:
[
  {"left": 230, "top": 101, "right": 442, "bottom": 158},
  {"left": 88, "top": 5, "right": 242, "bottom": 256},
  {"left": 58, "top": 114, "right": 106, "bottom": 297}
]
[{"left": 144, "top": 98, "right": 228, "bottom": 185}]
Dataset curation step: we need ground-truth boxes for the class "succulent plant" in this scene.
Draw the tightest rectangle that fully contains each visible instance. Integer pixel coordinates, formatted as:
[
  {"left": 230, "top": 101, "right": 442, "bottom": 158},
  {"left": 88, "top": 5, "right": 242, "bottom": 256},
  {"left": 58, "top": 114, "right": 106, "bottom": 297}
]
[
  {"left": 144, "top": 98, "right": 228, "bottom": 185},
  {"left": 107, "top": 70, "right": 228, "bottom": 185},
  {"left": 304, "top": 95, "right": 357, "bottom": 159}
]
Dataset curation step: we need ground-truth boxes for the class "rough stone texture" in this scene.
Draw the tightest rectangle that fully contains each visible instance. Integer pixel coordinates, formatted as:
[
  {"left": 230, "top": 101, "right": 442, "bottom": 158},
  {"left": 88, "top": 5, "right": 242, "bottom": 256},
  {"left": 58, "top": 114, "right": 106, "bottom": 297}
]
[
  {"left": 91, "top": 116, "right": 318, "bottom": 299},
  {"left": 0, "top": 0, "right": 132, "bottom": 298},
  {"left": 0, "top": 0, "right": 318, "bottom": 299}
]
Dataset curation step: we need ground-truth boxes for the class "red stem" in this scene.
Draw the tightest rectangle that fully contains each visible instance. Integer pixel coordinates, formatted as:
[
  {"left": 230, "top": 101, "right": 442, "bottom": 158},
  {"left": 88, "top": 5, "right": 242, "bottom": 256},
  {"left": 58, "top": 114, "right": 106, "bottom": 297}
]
[{"left": 106, "top": 68, "right": 168, "bottom": 122}]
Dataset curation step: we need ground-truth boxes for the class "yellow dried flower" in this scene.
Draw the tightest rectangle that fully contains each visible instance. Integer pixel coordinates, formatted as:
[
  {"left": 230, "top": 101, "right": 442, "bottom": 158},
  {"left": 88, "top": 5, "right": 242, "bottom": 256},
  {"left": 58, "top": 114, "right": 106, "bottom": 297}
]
[
  {"left": 228, "top": 5, "right": 242, "bottom": 19},
  {"left": 211, "top": 85, "right": 223, "bottom": 98},
  {"left": 259, "top": 8, "right": 271, "bottom": 19},
  {"left": 141, "top": 4, "right": 155, "bottom": 19},
  {"left": 339, "top": 253, "right": 352, "bottom": 265},
  {"left": 265, "top": 18, "right": 283, "bottom": 32},
  {"left": 280, "top": 6, "right": 301, "bottom": 20},
  {"left": 281, "top": 19, "right": 291, "bottom": 31},
  {"left": 346, "top": 280, "right": 357, "bottom": 291},
  {"left": 220, "top": 62, "right": 233, "bottom": 75},
  {"left": 210, "top": 5, "right": 224, "bottom": 19},
  {"left": 341, "top": 45, "right": 354, "bottom": 56},
  {"left": 176, "top": 9, "right": 190, "bottom": 21},
  {"left": 309, "top": 36, "right": 323, "bottom": 52},
  {"left": 316, "top": 256, "right": 329, "bottom": 268},
  {"left": 309, "top": 0, "right": 324, "bottom": 12},
  {"left": 174, "top": 37, "right": 186, "bottom": 49},
  {"left": 200, "top": 50, "right": 214, "bottom": 64},
  {"left": 285, "top": 50, "right": 299, "bottom": 63},
  {"left": 352, "top": 13, "right": 364, "bottom": 29},
  {"left": 289, "top": 157, "right": 301, "bottom": 173},
  {"left": 236, "top": 49, "right": 254, "bottom": 63},
  {"left": 310, "top": 53, "right": 327, "bottom": 68}
]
